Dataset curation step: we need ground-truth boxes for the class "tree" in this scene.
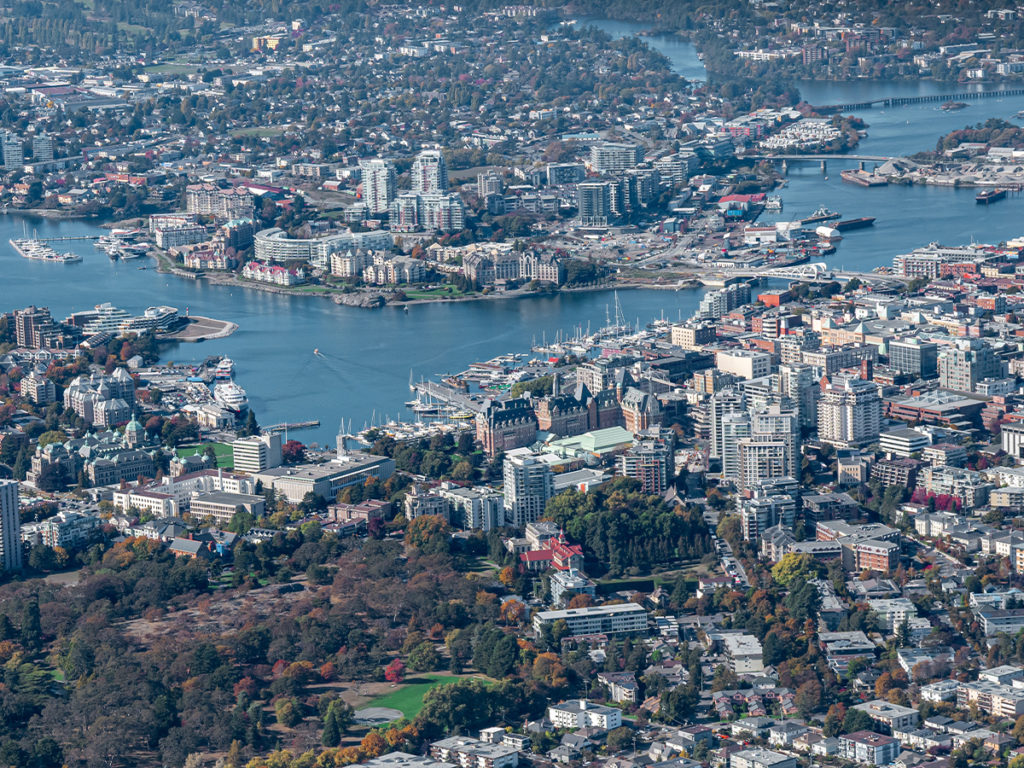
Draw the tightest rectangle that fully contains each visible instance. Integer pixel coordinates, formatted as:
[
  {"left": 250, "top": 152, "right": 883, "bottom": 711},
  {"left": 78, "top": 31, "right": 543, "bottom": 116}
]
[
  {"left": 275, "top": 697, "right": 301, "bottom": 728},
  {"left": 405, "top": 515, "right": 451, "bottom": 556},
  {"left": 384, "top": 658, "right": 406, "bottom": 683},
  {"left": 239, "top": 410, "right": 259, "bottom": 437},
  {"left": 322, "top": 700, "right": 353, "bottom": 747},
  {"left": 772, "top": 553, "right": 822, "bottom": 586},
  {"left": 282, "top": 440, "right": 306, "bottom": 464},
  {"left": 842, "top": 707, "right": 874, "bottom": 734},
  {"left": 408, "top": 641, "right": 440, "bottom": 672},
  {"left": 605, "top": 726, "right": 633, "bottom": 752},
  {"left": 795, "top": 679, "right": 822, "bottom": 718}
]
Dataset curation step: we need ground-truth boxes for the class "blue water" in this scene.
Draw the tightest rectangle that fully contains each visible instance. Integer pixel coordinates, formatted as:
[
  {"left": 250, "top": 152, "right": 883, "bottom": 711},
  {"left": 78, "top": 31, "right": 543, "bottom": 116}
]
[
  {"left": 9, "top": 25, "right": 1024, "bottom": 445},
  {"left": 1, "top": 218, "right": 705, "bottom": 446}
]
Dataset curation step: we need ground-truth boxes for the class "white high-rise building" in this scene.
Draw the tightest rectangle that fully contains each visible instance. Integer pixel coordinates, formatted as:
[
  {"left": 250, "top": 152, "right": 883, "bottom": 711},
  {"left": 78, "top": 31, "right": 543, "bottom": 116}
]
[
  {"left": 0, "top": 480, "right": 22, "bottom": 571},
  {"left": 720, "top": 412, "right": 751, "bottom": 482},
  {"left": 709, "top": 388, "right": 745, "bottom": 459},
  {"left": 818, "top": 374, "right": 882, "bottom": 448},
  {"left": 1, "top": 132, "right": 22, "bottom": 168},
  {"left": 233, "top": 433, "right": 283, "bottom": 474},
  {"left": 778, "top": 363, "right": 819, "bottom": 430},
  {"left": 360, "top": 158, "right": 397, "bottom": 214},
  {"left": 738, "top": 436, "right": 789, "bottom": 491},
  {"left": 411, "top": 149, "right": 448, "bottom": 193},
  {"left": 31, "top": 133, "right": 53, "bottom": 163},
  {"left": 751, "top": 404, "right": 800, "bottom": 479},
  {"left": 503, "top": 449, "right": 554, "bottom": 529}
]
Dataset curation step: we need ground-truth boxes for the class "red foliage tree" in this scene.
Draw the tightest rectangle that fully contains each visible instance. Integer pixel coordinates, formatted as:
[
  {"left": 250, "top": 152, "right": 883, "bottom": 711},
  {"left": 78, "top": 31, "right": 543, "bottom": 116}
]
[{"left": 384, "top": 658, "right": 405, "bottom": 683}]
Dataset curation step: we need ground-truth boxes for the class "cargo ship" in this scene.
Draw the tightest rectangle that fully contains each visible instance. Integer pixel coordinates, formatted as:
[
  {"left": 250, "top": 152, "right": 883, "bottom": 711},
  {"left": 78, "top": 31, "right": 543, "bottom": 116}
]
[
  {"left": 800, "top": 206, "right": 841, "bottom": 225},
  {"left": 841, "top": 169, "right": 888, "bottom": 187},
  {"left": 976, "top": 188, "right": 1007, "bottom": 205},
  {"left": 835, "top": 217, "right": 877, "bottom": 231}
]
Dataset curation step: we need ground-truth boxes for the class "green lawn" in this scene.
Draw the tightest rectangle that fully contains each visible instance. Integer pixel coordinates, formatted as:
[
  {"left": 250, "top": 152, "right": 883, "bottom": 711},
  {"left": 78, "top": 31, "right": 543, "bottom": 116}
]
[
  {"left": 403, "top": 287, "right": 473, "bottom": 300},
  {"left": 232, "top": 125, "right": 288, "bottom": 138},
  {"left": 176, "top": 442, "right": 234, "bottom": 469},
  {"left": 366, "top": 674, "right": 462, "bottom": 720},
  {"left": 144, "top": 63, "right": 196, "bottom": 75}
]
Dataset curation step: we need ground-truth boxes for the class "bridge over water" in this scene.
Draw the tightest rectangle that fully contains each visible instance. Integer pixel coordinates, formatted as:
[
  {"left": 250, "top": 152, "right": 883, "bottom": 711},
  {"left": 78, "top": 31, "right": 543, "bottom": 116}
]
[{"left": 810, "top": 87, "right": 1024, "bottom": 113}]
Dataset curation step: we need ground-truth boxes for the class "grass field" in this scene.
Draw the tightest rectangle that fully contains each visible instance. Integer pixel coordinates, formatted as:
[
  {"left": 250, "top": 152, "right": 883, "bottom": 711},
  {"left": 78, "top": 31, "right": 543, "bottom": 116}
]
[
  {"left": 232, "top": 125, "right": 288, "bottom": 138},
  {"left": 403, "top": 286, "right": 473, "bottom": 300},
  {"left": 144, "top": 63, "right": 196, "bottom": 75},
  {"left": 366, "top": 674, "right": 462, "bottom": 720},
  {"left": 176, "top": 442, "right": 234, "bottom": 469}
]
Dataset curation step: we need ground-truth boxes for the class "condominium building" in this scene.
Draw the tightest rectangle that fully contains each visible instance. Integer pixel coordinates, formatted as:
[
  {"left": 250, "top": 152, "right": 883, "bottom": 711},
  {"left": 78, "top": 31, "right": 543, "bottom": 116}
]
[
  {"left": 838, "top": 732, "right": 900, "bottom": 766},
  {"left": 360, "top": 158, "right": 397, "bottom": 214},
  {"left": 671, "top": 322, "right": 717, "bottom": 350},
  {"left": 729, "top": 749, "right": 797, "bottom": 768},
  {"left": 588, "top": 142, "right": 643, "bottom": 173},
  {"left": 852, "top": 700, "right": 920, "bottom": 733},
  {"left": 411, "top": 149, "right": 448, "bottom": 193},
  {"left": 738, "top": 493, "right": 796, "bottom": 542},
  {"left": 430, "top": 737, "right": 518, "bottom": 768},
  {"left": 548, "top": 700, "right": 623, "bottom": 730},
  {"left": 437, "top": 484, "right": 504, "bottom": 531},
  {"left": 1, "top": 132, "right": 22, "bottom": 168},
  {"left": 31, "top": 133, "right": 53, "bottom": 163},
  {"left": 938, "top": 339, "right": 1000, "bottom": 393},
  {"left": 956, "top": 679, "right": 1024, "bottom": 717},
  {"left": 618, "top": 439, "right": 672, "bottom": 494},
  {"left": 532, "top": 603, "right": 648, "bottom": 638},
  {"left": 697, "top": 282, "right": 751, "bottom": 320},
  {"left": 817, "top": 374, "right": 881, "bottom": 448},
  {"left": 577, "top": 182, "right": 613, "bottom": 227},
  {"left": 738, "top": 437, "right": 789, "bottom": 491},
  {"left": 185, "top": 184, "right": 254, "bottom": 219},
  {"left": 716, "top": 349, "right": 772, "bottom": 380},
  {"left": 503, "top": 448, "right": 554, "bottom": 528},
  {"left": 0, "top": 480, "right": 22, "bottom": 571}
]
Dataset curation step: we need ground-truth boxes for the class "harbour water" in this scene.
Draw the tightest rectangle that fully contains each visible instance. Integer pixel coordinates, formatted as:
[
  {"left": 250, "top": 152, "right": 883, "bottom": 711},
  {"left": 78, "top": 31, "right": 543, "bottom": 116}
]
[
  {"left": 8, "top": 23, "right": 1024, "bottom": 445},
  {"left": 1, "top": 221, "right": 705, "bottom": 446}
]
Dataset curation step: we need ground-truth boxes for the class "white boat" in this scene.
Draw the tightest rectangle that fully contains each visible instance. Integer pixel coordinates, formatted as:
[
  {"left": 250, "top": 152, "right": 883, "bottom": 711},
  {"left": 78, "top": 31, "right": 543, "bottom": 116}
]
[
  {"left": 213, "top": 358, "right": 235, "bottom": 380},
  {"left": 213, "top": 381, "right": 249, "bottom": 413}
]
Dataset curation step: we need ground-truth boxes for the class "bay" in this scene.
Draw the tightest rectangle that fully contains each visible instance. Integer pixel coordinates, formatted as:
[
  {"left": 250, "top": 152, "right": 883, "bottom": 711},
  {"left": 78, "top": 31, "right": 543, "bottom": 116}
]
[{"left": 1, "top": 216, "right": 705, "bottom": 446}]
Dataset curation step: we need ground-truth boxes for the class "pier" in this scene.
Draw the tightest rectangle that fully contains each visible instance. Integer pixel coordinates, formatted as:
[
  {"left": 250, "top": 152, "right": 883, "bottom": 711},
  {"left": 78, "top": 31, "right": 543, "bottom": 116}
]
[
  {"left": 411, "top": 380, "right": 486, "bottom": 413},
  {"left": 811, "top": 87, "right": 1024, "bottom": 113},
  {"left": 31, "top": 235, "right": 101, "bottom": 242},
  {"left": 265, "top": 420, "right": 321, "bottom": 434}
]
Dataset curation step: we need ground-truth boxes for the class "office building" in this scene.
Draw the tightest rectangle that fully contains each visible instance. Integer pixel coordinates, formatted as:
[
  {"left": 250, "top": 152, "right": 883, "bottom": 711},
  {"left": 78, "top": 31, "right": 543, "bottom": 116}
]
[
  {"left": 889, "top": 338, "right": 938, "bottom": 379},
  {"left": 818, "top": 374, "right": 881, "bottom": 448},
  {"left": 360, "top": 158, "right": 397, "bottom": 214},
  {"left": 0, "top": 480, "right": 22, "bottom": 571},
  {"left": 716, "top": 349, "right": 772, "bottom": 380},
  {"left": 532, "top": 603, "right": 648, "bottom": 638},
  {"left": 411, "top": 149, "right": 448, "bottom": 193},
  {"left": 1003, "top": 422, "right": 1024, "bottom": 458},
  {"left": 503, "top": 449, "right": 554, "bottom": 528},
  {"left": 577, "top": 182, "right": 613, "bottom": 227},
  {"left": 938, "top": 339, "right": 1000, "bottom": 393},
  {"left": 232, "top": 433, "right": 283, "bottom": 473}
]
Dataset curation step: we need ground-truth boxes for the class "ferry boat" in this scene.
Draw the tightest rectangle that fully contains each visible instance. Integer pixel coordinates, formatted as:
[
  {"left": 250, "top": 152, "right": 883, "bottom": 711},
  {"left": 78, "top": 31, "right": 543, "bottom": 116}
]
[
  {"left": 765, "top": 196, "right": 783, "bottom": 211},
  {"left": 213, "top": 358, "right": 235, "bottom": 380},
  {"left": 213, "top": 381, "right": 249, "bottom": 413}
]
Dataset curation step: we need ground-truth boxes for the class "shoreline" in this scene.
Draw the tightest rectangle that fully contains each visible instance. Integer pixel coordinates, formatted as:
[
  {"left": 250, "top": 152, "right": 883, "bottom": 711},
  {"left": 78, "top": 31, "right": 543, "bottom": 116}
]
[{"left": 151, "top": 252, "right": 703, "bottom": 309}]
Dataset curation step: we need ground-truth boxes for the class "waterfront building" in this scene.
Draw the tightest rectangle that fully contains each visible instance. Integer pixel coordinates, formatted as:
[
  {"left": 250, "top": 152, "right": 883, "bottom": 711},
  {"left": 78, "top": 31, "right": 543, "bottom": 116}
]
[
  {"left": 241, "top": 260, "right": 306, "bottom": 285},
  {"left": 0, "top": 480, "right": 22, "bottom": 571},
  {"left": 697, "top": 282, "right": 751, "bottom": 320},
  {"left": 185, "top": 184, "right": 254, "bottom": 220},
  {"left": 155, "top": 224, "right": 207, "bottom": 249},
  {"left": 411, "top": 149, "right": 448, "bottom": 193},
  {"left": 254, "top": 227, "right": 392, "bottom": 262},
  {"left": 360, "top": 158, "right": 397, "bottom": 214},
  {"left": 817, "top": 374, "right": 881, "bottom": 448},
  {"left": 503, "top": 448, "right": 554, "bottom": 529},
  {"left": 11, "top": 305, "right": 69, "bottom": 349},
  {"left": 232, "top": 433, "right": 283, "bottom": 474},
  {"left": 476, "top": 398, "right": 537, "bottom": 456},
  {"left": 418, "top": 193, "right": 465, "bottom": 232}
]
